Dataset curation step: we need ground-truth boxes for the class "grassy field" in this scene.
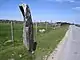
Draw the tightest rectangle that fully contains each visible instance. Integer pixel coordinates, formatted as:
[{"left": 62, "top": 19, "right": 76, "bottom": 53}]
[{"left": 0, "top": 23, "right": 69, "bottom": 60}]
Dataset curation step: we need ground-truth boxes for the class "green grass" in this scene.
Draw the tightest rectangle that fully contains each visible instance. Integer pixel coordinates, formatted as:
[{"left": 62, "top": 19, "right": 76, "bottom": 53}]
[{"left": 0, "top": 23, "right": 69, "bottom": 60}]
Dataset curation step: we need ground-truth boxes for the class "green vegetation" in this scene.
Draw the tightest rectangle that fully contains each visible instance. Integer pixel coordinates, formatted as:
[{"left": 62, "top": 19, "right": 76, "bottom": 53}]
[{"left": 0, "top": 23, "right": 69, "bottom": 60}]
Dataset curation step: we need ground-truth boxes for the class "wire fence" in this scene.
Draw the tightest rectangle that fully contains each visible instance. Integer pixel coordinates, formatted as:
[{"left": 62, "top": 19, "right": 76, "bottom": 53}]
[
  {"left": 0, "top": 21, "right": 62, "bottom": 60},
  {"left": 0, "top": 21, "right": 53, "bottom": 48}
]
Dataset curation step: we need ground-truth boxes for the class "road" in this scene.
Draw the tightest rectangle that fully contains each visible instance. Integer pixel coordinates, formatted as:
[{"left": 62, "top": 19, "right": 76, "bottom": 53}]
[{"left": 47, "top": 25, "right": 80, "bottom": 60}]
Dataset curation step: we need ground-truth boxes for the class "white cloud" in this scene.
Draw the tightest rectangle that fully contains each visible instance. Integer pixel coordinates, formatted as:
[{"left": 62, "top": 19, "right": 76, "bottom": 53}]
[
  {"left": 69, "top": 0, "right": 75, "bottom": 2},
  {"left": 72, "top": 7, "right": 80, "bottom": 10},
  {"left": 67, "top": 0, "right": 75, "bottom": 2}
]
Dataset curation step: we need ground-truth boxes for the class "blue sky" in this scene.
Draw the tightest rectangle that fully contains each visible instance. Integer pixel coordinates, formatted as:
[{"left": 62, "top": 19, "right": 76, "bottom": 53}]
[{"left": 0, "top": 0, "right": 80, "bottom": 23}]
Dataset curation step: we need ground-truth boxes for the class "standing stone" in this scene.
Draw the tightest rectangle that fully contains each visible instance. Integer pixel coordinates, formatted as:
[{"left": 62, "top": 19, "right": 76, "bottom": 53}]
[{"left": 19, "top": 3, "right": 37, "bottom": 53}]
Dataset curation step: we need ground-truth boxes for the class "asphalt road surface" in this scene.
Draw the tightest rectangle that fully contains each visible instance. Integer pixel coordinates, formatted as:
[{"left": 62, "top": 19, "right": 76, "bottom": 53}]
[{"left": 47, "top": 25, "right": 80, "bottom": 60}]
